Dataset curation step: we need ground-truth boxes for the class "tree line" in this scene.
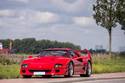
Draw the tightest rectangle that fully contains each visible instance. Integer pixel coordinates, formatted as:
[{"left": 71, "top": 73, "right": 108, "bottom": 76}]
[{"left": 0, "top": 38, "right": 81, "bottom": 54}]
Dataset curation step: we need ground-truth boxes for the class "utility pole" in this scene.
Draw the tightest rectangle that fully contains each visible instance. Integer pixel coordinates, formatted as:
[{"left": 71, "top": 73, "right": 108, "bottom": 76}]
[{"left": 9, "top": 39, "right": 12, "bottom": 51}]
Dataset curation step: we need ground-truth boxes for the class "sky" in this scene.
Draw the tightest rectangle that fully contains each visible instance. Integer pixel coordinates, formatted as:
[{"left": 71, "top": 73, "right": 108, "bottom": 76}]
[{"left": 0, "top": 0, "right": 125, "bottom": 51}]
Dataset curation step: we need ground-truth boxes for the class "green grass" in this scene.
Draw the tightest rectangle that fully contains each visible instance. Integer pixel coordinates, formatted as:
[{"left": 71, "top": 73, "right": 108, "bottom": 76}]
[
  {"left": 0, "top": 64, "right": 20, "bottom": 79},
  {"left": 92, "top": 54, "right": 125, "bottom": 74}
]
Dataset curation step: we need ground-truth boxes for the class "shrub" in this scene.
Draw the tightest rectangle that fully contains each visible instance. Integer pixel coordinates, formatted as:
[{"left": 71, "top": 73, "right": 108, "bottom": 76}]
[{"left": 0, "top": 55, "right": 16, "bottom": 65}]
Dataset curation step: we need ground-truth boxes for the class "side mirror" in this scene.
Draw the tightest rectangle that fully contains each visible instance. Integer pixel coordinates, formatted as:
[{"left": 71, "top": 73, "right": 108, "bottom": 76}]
[{"left": 28, "top": 55, "right": 33, "bottom": 58}]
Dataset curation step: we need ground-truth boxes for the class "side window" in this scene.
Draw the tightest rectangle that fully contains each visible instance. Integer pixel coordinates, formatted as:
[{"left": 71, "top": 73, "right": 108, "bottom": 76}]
[{"left": 69, "top": 51, "right": 75, "bottom": 57}]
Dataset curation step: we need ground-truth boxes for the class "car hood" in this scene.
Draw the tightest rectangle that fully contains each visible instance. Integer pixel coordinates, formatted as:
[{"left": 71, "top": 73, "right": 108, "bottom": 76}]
[{"left": 22, "top": 56, "right": 70, "bottom": 68}]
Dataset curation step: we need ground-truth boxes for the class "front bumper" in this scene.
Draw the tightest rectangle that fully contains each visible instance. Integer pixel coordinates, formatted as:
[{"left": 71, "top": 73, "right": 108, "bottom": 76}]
[{"left": 20, "top": 66, "right": 67, "bottom": 76}]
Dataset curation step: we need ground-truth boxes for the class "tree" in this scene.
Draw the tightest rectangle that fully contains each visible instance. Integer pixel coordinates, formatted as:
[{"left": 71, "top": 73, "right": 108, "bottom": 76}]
[
  {"left": 13, "top": 39, "right": 21, "bottom": 53},
  {"left": 0, "top": 39, "right": 10, "bottom": 49},
  {"left": 93, "top": 0, "right": 117, "bottom": 55},
  {"left": 116, "top": 0, "right": 125, "bottom": 31}
]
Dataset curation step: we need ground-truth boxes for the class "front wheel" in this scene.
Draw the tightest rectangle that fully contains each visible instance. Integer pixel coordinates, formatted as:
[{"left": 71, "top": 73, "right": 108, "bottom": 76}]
[
  {"left": 80, "top": 62, "right": 92, "bottom": 77},
  {"left": 64, "top": 62, "right": 74, "bottom": 77}
]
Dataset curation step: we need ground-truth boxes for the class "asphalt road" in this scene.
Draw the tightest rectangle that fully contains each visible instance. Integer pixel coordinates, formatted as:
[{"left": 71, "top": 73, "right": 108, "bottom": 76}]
[{"left": 0, "top": 72, "right": 125, "bottom": 83}]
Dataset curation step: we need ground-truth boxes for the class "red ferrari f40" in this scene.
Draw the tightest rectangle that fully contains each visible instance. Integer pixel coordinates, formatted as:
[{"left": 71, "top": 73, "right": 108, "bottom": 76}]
[{"left": 20, "top": 48, "right": 92, "bottom": 78}]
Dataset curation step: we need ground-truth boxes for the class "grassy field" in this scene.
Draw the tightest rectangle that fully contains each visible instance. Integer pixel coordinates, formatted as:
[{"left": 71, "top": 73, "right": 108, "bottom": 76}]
[
  {"left": 0, "top": 64, "right": 20, "bottom": 79},
  {"left": 0, "top": 54, "right": 125, "bottom": 79},
  {"left": 93, "top": 54, "right": 125, "bottom": 73}
]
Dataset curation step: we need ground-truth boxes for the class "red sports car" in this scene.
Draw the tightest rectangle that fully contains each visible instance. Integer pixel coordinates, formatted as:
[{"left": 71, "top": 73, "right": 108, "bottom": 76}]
[{"left": 20, "top": 48, "right": 92, "bottom": 78}]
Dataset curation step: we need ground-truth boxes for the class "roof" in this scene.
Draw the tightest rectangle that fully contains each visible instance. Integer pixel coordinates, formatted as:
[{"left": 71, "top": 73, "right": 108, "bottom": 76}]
[{"left": 45, "top": 48, "right": 72, "bottom": 51}]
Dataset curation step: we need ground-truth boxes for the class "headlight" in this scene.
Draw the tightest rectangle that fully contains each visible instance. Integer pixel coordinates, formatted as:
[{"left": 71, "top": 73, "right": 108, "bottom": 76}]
[
  {"left": 55, "top": 64, "right": 62, "bottom": 68},
  {"left": 21, "top": 64, "right": 28, "bottom": 68}
]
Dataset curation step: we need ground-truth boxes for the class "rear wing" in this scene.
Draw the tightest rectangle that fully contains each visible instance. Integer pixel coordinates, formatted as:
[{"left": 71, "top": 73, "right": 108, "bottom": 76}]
[
  {"left": 74, "top": 49, "right": 91, "bottom": 57},
  {"left": 74, "top": 49, "right": 92, "bottom": 64}
]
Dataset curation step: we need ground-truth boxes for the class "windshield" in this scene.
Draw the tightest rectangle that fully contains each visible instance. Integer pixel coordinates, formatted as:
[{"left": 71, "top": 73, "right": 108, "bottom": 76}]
[{"left": 38, "top": 50, "right": 67, "bottom": 57}]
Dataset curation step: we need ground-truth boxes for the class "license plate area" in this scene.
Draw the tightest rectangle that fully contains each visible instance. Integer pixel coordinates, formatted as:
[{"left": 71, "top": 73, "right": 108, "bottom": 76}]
[{"left": 33, "top": 72, "right": 45, "bottom": 75}]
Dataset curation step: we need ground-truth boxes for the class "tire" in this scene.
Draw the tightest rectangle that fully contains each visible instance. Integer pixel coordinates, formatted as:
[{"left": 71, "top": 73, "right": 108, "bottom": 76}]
[
  {"left": 64, "top": 62, "right": 74, "bottom": 77},
  {"left": 22, "top": 75, "right": 32, "bottom": 78},
  {"left": 80, "top": 62, "right": 92, "bottom": 77}
]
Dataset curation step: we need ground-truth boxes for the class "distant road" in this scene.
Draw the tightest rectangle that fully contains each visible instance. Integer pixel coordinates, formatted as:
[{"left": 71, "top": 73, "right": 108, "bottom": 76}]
[{"left": 0, "top": 72, "right": 125, "bottom": 83}]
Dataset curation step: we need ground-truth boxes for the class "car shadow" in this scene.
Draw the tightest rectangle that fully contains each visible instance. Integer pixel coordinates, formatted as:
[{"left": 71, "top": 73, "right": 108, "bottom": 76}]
[{"left": 31, "top": 75, "right": 80, "bottom": 79}]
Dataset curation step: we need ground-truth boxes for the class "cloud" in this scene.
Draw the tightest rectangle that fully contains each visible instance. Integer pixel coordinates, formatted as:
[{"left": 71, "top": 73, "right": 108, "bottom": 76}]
[
  {"left": 50, "top": 0, "right": 86, "bottom": 13},
  {"left": 9, "top": 0, "right": 29, "bottom": 3},
  {"left": 32, "top": 11, "right": 59, "bottom": 23},
  {"left": 72, "top": 16, "right": 95, "bottom": 27},
  {"left": 0, "top": 0, "right": 94, "bottom": 16},
  {"left": 0, "top": 10, "right": 16, "bottom": 17},
  {"left": 0, "top": 9, "right": 60, "bottom": 28}
]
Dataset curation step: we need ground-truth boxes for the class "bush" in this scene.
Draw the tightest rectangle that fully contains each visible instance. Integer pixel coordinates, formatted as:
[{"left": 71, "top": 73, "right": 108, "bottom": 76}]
[{"left": 0, "top": 55, "right": 16, "bottom": 65}]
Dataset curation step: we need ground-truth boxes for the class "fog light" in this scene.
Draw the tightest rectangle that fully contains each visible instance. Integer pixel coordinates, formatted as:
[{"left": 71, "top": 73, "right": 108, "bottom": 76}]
[{"left": 22, "top": 70, "right": 26, "bottom": 73}]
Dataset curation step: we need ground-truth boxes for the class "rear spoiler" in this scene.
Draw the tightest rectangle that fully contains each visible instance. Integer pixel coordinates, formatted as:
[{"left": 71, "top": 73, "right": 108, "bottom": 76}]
[{"left": 74, "top": 49, "right": 91, "bottom": 57}]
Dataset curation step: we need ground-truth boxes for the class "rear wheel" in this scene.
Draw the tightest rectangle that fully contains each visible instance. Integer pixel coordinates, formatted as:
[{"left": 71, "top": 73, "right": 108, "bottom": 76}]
[
  {"left": 64, "top": 62, "right": 74, "bottom": 77},
  {"left": 80, "top": 62, "right": 92, "bottom": 77},
  {"left": 22, "top": 75, "right": 32, "bottom": 78}
]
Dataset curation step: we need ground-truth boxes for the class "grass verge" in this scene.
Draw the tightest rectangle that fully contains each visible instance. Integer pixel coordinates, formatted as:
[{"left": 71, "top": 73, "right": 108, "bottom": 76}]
[
  {"left": 0, "top": 64, "right": 20, "bottom": 79},
  {"left": 93, "top": 54, "right": 125, "bottom": 73}
]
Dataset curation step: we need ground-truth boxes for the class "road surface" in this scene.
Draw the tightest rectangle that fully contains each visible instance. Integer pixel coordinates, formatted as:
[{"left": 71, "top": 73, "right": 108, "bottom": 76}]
[{"left": 0, "top": 72, "right": 125, "bottom": 83}]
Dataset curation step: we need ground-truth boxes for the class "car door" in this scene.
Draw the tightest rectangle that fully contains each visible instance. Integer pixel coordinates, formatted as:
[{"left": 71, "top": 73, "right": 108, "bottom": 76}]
[
  {"left": 68, "top": 50, "right": 84, "bottom": 74},
  {"left": 78, "top": 49, "right": 92, "bottom": 73}
]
